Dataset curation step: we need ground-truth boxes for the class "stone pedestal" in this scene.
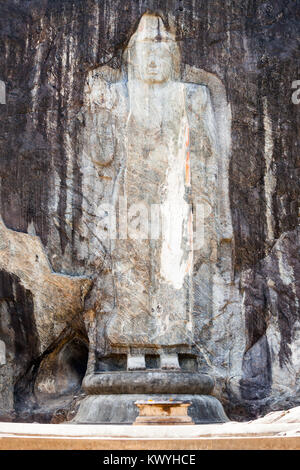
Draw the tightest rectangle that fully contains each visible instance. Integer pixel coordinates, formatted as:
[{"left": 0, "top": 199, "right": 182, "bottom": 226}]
[
  {"left": 74, "top": 393, "right": 228, "bottom": 425},
  {"left": 82, "top": 369, "right": 214, "bottom": 395},
  {"left": 74, "top": 367, "right": 228, "bottom": 424}
]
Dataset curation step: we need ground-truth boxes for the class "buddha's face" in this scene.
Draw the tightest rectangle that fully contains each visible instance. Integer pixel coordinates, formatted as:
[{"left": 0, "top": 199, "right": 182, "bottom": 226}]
[{"left": 131, "top": 40, "right": 173, "bottom": 84}]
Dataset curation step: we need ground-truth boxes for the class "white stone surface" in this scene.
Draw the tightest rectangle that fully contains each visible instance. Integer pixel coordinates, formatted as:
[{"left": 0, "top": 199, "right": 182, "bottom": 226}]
[
  {"left": 160, "top": 354, "right": 180, "bottom": 370},
  {"left": 0, "top": 410, "right": 300, "bottom": 439},
  {"left": 127, "top": 355, "right": 146, "bottom": 371}
]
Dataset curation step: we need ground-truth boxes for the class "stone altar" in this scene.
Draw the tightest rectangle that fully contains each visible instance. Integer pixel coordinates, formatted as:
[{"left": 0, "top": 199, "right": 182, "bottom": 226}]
[
  {"left": 75, "top": 13, "right": 231, "bottom": 424},
  {"left": 133, "top": 400, "right": 194, "bottom": 425}
]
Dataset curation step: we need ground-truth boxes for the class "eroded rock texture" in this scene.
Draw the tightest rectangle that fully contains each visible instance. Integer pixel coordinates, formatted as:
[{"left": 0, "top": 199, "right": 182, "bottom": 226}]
[
  {"left": 0, "top": 218, "right": 91, "bottom": 421},
  {"left": 0, "top": 0, "right": 299, "bottom": 421}
]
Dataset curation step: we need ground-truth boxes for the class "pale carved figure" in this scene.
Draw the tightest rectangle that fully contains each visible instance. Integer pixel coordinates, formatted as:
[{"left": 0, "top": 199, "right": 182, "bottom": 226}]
[
  {"left": 81, "top": 14, "right": 232, "bottom": 368},
  {"left": 109, "top": 15, "right": 194, "bottom": 352}
]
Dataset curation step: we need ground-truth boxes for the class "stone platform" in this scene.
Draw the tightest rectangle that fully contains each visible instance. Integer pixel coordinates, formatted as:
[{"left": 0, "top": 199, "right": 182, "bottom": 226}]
[
  {"left": 0, "top": 419, "right": 300, "bottom": 450},
  {"left": 76, "top": 368, "right": 227, "bottom": 424}
]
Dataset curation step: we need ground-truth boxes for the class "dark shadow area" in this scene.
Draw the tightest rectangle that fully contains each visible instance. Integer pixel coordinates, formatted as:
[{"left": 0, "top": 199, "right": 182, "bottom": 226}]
[
  {"left": 14, "top": 335, "right": 88, "bottom": 423},
  {"left": 97, "top": 354, "right": 127, "bottom": 371}
]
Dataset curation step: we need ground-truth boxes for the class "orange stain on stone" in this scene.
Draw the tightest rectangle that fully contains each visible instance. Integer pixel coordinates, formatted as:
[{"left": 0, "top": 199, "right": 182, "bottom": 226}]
[
  {"left": 185, "top": 151, "right": 190, "bottom": 184},
  {"left": 185, "top": 127, "right": 190, "bottom": 148}
]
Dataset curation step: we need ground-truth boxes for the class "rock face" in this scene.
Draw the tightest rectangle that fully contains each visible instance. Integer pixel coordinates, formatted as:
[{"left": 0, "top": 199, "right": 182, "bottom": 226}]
[
  {"left": 0, "top": 0, "right": 299, "bottom": 422},
  {"left": 0, "top": 217, "right": 91, "bottom": 420}
]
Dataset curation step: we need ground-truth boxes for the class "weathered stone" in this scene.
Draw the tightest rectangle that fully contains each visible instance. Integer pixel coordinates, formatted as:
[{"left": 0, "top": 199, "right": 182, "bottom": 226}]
[
  {"left": 0, "top": 217, "right": 92, "bottom": 353},
  {"left": 0, "top": 0, "right": 299, "bottom": 422},
  {"left": 0, "top": 216, "right": 91, "bottom": 420},
  {"left": 81, "top": 13, "right": 234, "bottom": 360},
  {"left": 127, "top": 354, "right": 146, "bottom": 371},
  {"left": 74, "top": 394, "right": 228, "bottom": 424},
  {"left": 72, "top": 13, "right": 232, "bottom": 423},
  {"left": 82, "top": 370, "right": 214, "bottom": 395},
  {"left": 160, "top": 354, "right": 181, "bottom": 370}
]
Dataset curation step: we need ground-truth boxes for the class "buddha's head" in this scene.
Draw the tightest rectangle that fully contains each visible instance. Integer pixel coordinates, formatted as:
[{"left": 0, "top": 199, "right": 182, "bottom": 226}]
[{"left": 125, "top": 14, "right": 179, "bottom": 84}]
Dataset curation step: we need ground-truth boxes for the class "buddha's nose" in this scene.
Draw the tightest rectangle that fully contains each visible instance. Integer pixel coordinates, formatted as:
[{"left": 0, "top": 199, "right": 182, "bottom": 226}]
[{"left": 149, "top": 59, "right": 157, "bottom": 68}]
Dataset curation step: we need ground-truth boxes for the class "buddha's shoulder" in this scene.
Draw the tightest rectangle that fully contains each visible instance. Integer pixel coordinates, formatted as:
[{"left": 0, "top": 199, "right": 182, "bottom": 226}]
[
  {"left": 84, "top": 68, "right": 128, "bottom": 110},
  {"left": 85, "top": 67, "right": 127, "bottom": 93},
  {"left": 184, "top": 82, "right": 209, "bottom": 104}
]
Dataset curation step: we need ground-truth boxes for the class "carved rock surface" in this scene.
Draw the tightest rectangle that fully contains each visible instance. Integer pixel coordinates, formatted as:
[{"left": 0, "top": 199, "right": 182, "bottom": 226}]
[{"left": 0, "top": 0, "right": 299, "bottom": 421}]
